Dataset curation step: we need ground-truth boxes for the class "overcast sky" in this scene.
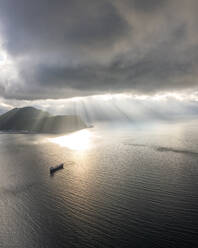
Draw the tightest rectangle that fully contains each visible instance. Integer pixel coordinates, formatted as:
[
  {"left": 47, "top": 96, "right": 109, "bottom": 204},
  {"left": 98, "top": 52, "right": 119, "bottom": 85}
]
[{"left": 0, "top": 0, "right": 198, "bottom": 117}]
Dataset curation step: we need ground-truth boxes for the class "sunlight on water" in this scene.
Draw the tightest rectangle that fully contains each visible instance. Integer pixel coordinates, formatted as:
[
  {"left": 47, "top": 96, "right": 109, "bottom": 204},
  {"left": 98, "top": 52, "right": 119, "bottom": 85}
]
[{"left": 49, "top": 129, "right": 92, "bottom": 151}]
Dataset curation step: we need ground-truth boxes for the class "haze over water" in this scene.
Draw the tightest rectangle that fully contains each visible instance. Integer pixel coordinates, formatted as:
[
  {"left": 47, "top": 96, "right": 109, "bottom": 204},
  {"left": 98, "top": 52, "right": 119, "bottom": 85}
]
[{"left": 1, "top": 121, "right": 198, "bottom": 248}]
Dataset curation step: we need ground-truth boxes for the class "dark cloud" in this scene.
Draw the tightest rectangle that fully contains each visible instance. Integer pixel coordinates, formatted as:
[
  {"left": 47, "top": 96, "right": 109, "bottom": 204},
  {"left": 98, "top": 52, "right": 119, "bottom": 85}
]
[
  {"left": 0, "top": 0, "right": 198, "bottom": 100},
  {"left": 123, "top": 0, "right": 168, "bottom": 12},
  {"left": 0, "top": 0, "right": 129, "bottom": 55}
]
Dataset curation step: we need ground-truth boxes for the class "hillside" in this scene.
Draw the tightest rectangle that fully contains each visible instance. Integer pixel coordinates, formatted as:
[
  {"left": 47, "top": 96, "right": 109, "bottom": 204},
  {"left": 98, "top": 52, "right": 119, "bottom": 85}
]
[{"left": 0, "top": 107, "right": 87, "bottom": 133}]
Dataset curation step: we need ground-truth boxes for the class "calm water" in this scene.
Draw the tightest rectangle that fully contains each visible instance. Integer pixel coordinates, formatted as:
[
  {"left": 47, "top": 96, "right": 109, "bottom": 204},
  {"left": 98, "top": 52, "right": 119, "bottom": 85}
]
[{"left": 1, "top": 121, "right": 198, "bottom": 248}]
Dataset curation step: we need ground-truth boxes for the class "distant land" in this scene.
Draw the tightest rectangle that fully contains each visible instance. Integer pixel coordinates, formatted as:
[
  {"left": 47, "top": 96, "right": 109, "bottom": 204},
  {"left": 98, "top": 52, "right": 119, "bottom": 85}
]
[{"left": 0, "top": 107, "right": 87, "bottom": 134}]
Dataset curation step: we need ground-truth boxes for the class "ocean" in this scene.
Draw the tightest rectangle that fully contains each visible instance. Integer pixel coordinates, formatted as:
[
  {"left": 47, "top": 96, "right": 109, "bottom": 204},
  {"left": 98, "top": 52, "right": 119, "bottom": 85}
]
[{"left": 0, "top": 120, "right": 198, "bottom": 247}]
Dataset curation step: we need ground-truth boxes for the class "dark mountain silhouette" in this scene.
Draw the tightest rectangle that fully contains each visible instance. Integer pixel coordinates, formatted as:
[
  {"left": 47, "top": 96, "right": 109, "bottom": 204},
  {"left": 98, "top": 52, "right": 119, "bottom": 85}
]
[{"left": 0, "top": 107, "right": 87, "bottom": 133}]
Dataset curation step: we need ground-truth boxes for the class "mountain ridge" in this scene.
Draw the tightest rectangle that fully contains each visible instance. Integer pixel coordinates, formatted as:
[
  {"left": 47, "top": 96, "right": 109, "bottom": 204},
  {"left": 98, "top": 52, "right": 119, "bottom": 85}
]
[{"left": 0, "top": 107, "right": 87, "bottom": 133}]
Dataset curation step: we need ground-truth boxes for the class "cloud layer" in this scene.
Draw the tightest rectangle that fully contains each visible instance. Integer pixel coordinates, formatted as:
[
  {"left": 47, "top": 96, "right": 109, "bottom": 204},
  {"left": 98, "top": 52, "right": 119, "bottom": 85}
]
[{"left": 0, "top": 0, "right": 198, "bottom": 100}]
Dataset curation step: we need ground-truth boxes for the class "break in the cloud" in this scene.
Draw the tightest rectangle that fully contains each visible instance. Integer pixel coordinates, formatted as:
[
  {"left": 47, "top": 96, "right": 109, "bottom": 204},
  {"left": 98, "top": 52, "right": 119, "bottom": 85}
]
[
  {"left": 0, "top": 0, "right": 198, "bottom": 100},
  {"left": 1, "top": 93, "right": 198, "bottom": 123}
]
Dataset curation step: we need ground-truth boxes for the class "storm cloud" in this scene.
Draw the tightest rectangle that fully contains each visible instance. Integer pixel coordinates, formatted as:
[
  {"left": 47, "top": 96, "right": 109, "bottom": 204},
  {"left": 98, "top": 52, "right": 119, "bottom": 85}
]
[{"left": 0, "top": 0, "right": 198, "bottom": 100}]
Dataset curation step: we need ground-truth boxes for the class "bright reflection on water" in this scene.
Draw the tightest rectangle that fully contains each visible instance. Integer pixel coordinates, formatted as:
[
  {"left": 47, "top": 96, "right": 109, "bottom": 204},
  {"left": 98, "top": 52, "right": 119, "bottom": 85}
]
[{"left": 48, "top": 129, "right": 92, "bottom": 151}]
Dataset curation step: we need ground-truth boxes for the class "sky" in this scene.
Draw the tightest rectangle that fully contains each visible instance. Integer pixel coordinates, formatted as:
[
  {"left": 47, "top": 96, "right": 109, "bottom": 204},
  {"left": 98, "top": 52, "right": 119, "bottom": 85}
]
[{"left": 0, "top": 0, "right": 198, "bottom": 120}]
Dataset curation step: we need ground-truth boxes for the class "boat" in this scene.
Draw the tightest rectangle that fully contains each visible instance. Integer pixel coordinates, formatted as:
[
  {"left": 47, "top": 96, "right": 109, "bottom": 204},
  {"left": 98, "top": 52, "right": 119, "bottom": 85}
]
[{"left": 50, "top": 163, "right": 64, "bottom": 174}]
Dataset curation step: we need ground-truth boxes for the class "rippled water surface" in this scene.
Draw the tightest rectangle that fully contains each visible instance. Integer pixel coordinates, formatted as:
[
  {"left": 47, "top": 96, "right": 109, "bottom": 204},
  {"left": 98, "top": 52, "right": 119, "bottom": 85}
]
[{"left": 1, "top": 121, "right": 198, "bottom": 248}]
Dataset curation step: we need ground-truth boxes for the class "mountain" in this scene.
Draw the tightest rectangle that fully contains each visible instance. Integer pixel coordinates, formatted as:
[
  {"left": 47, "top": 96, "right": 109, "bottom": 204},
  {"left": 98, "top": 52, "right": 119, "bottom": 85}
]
[{"left": 0, "top": 107, "right": 87, "bottom": 133}]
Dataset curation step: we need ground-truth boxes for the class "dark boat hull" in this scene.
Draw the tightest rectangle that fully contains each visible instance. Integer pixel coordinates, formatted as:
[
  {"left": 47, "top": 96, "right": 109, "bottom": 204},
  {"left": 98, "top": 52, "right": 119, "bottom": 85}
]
[{"left": 50, "top": 163, "right": 64, "bottom": 174}]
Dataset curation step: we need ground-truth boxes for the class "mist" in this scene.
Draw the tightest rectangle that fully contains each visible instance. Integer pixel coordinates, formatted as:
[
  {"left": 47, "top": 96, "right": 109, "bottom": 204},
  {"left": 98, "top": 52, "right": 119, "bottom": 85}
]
[{"left": 1, "top": 94, "right": 198, "bottom": 125}]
